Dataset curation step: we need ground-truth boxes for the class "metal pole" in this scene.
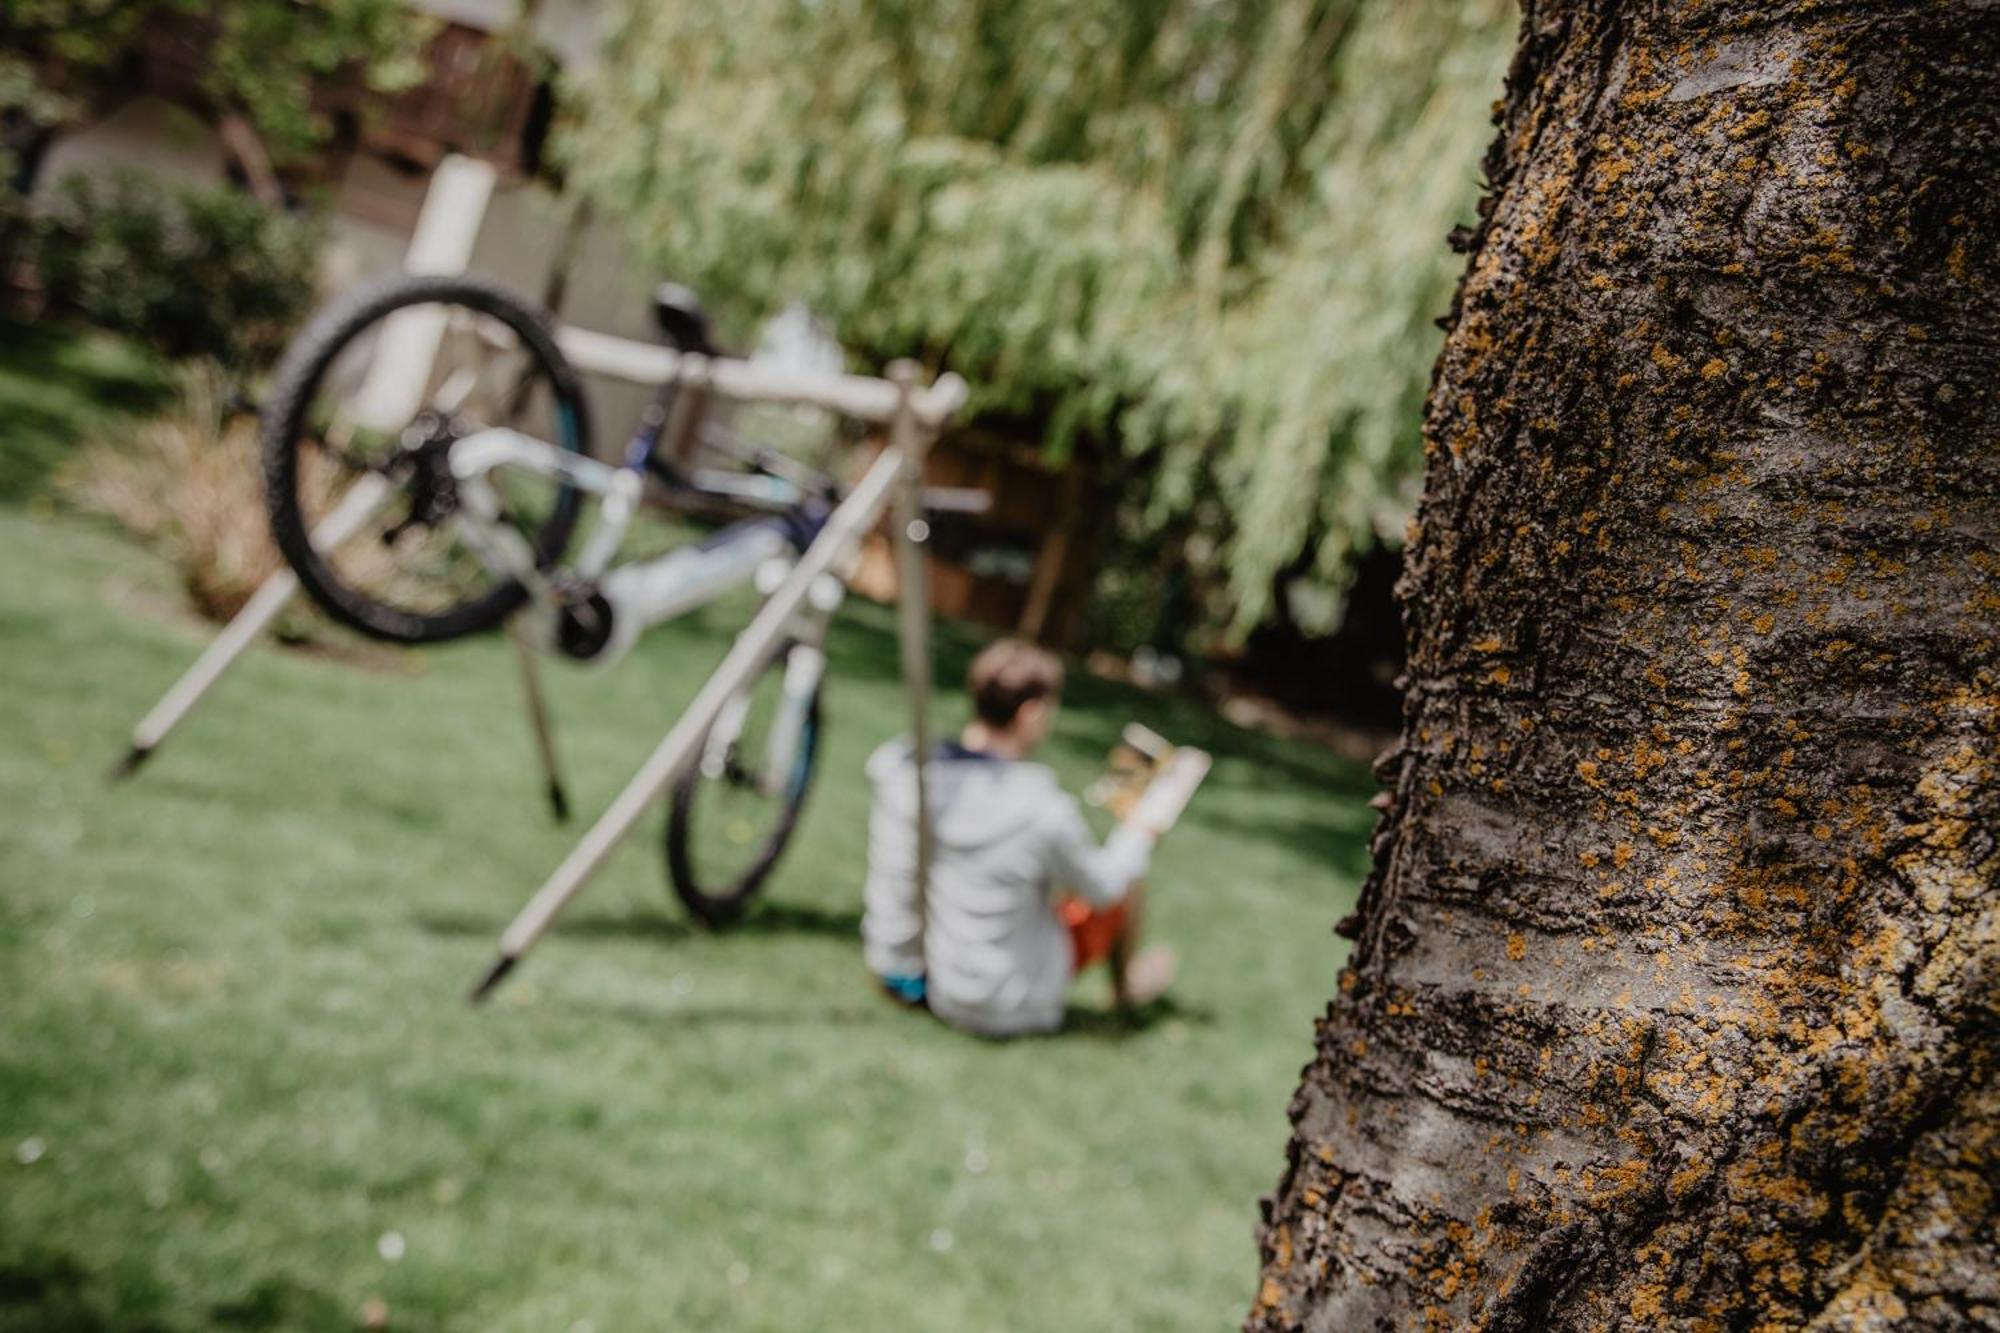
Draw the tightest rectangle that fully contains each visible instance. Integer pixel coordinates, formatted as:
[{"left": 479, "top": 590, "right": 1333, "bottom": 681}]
[
  {"left": 885, "top": 361, "right": 937, "bottom": 953},
  {"left": 470, "top": 443, "right": 913, "bottom": 1001},
  {"left": 350, "top": 154, "right": 497, "bottom": 432},
  {"left": 508, "top": 617, "right": 570, "bottom": 822},
  {"left": 113, "top": 473, "right": 395, "bottom": 778}
]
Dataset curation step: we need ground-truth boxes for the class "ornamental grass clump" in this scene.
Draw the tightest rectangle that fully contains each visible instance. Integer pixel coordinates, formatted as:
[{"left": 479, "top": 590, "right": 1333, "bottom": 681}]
[{"left": 59, "top": 363, "right": 281, "bottom": 622}]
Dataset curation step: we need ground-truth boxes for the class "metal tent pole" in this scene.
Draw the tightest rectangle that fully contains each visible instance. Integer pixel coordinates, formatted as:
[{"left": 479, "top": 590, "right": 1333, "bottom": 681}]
[
  {"left": 507, "top": 617, "right": 570, "bottom": 822},
  {"left": 885, "top": 362, "right": 937, "bottom": 953},
  {"left": 112, "top": 473, "right": 395, "bottom": 778}
]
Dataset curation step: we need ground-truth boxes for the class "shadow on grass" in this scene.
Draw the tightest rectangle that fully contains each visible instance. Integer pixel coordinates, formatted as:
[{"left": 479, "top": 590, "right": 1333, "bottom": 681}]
[
  {"left": 602, "top": 1000, "right": 898, "bottom": 1029},
  {"left": 416, "top": 903, "right": 1214, "bottom": 1045},
  {"left": 606, "top": 992, "right": 1214, "bottom": 1044},
  {"left": 411, "top": 907, "right": 691, "bottom": 944},
  {"left": 1055, "top": 993, "right": 1216, "bottom": 1042},
  {"left": 413, "top": 898, "right": 862, "bottom": 946},
  {"left": 0, "top": 319, "right": 168, "bottom": 502},
  {"left": 0, "top": 1242, "right": 347, "bottom": 1333}
]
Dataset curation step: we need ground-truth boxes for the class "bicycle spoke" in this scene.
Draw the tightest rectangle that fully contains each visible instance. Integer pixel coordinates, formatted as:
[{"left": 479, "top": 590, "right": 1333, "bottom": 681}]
[
  {"left": 430, "top": 364, "right": 482, "bottom": 417},
  {"left": 435, "top": 310, "right": 535, "bottom": 428}
]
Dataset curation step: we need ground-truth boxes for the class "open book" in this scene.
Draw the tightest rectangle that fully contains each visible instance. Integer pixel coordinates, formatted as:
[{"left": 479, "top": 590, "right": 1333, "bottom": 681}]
[{"left": 1086, "top": 723, "right": 1212, "bottom": 835}]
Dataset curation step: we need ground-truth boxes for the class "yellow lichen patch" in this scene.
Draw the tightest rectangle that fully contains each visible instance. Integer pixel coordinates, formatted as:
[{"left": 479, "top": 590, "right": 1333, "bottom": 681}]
[{"left": 1630, "top": 740, "right": 1668, "bottom": 778}]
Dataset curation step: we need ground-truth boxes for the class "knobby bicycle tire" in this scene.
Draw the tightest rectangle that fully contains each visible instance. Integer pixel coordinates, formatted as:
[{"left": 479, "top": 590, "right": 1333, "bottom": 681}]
[
  {"left": 665, "top": 658, "right": 824, "bottom": 927},
  {"left": 261, "top": 272, "right": 592, "bottom": 644}
]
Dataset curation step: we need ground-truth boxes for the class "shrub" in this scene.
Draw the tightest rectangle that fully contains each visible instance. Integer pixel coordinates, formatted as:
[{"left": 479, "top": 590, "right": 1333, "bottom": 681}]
[{"left": 31, "top": 171, "right": 319, "bottom": 366}]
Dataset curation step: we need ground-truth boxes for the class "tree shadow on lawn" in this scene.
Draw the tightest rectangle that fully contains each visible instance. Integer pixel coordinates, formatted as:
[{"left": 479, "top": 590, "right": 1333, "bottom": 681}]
[
  {"left": 597, "top": 999, "right": 900, "bottom": 1030},
  {"left": 415, "top": 903, "right": 1214, "bottom": 1044},
  {"left": 0, "top": 1240, "right": 349, "bottom": 1333},
  {"left": 1054, "top": 993, "right": 1216, "bottom": 1042},
  {"left": 0, "top": 319, "right": 168, "bottom": 502},
  {"left": 594, "top": 991, "right": 1213, "bottom": 1044}
]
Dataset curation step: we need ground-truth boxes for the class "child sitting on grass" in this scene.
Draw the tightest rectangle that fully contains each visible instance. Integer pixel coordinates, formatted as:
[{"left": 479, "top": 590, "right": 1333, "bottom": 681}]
[{"left": 862, "top": 639, "right": 1174, "bottom": 1036}]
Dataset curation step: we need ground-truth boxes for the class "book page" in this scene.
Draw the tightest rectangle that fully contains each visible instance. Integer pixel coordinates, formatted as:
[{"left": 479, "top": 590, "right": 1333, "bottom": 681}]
[{"left": 1129, "top": 748, "right": 1211, "bottom": 833}]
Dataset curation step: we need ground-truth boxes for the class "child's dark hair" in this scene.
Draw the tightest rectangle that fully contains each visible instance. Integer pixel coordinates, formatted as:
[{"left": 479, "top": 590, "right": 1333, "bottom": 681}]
[{"left": 967, "top": 638, "right": 1065, "bottom": 727}]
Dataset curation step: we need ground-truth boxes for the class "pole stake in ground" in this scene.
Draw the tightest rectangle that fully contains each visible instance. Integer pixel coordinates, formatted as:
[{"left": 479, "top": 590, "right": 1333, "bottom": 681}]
[
  {"left": 111, "top": 473, "right": 395, "bottom": 779},
  {"left": 886, "top": 360, "right": 937, "bottom": 953},
  {"left": 508, "top": 618, "right": 570, "bottom": 822}
]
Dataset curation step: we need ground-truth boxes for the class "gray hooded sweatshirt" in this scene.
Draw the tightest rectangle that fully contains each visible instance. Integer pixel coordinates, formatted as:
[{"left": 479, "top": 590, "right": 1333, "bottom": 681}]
[{"left": 862, "top": 739, "right": 1154, "bottom": 1036}]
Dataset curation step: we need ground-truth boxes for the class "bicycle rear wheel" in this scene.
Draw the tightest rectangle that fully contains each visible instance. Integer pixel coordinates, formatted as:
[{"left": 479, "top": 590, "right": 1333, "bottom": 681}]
[
  {"left": 262, "top": 273, "right": 591, "bottom": 644},
  {"left": 665, "top": 646, "right": 823, "bottom": 926}
]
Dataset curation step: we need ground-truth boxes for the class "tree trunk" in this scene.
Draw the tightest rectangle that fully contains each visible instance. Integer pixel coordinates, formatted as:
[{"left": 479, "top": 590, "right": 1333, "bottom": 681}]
[
  {"left": 1250, "top": 2, "right": 1997, "bottom": 1329},
  {"left": 215, "top": 110, "right": 286, "bottom": 210}
]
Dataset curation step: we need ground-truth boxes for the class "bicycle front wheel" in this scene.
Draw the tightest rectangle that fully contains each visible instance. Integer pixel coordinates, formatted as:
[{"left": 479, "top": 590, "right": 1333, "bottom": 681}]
[
  {"left": 665, "top": 646, "right": 823, "bottom": 926},
  {"left": 261, "top": 273, "right": 592, "bottom": 644}
]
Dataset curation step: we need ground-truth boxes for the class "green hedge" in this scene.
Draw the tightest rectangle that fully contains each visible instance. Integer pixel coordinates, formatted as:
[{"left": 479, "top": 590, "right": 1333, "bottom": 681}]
[{"left": 30, "top": 171, "right": 319, "bottom": 367}]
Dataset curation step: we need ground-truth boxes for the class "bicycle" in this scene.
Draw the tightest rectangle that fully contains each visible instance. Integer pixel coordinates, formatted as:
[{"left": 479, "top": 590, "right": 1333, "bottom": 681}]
[{"left": 259, "top": 271, "right": 979, "bottom": 927}]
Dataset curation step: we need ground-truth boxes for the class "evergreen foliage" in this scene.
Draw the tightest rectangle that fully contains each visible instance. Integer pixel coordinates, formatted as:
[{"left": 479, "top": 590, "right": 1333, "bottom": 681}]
[
  {"left": 565, "top": 0, "right": 1515, "bottom": 639},
  {"left": 32, "top": 171, "right": 320, "bottom": 366},
  {"left": 1, "top": 0, "right": 430, "bottom": 164}
]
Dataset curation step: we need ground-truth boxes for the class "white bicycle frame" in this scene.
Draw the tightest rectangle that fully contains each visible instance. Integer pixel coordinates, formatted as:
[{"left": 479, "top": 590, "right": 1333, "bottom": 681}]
[{"left": 444, "top": 425, "right": 838, "bottom": 786}]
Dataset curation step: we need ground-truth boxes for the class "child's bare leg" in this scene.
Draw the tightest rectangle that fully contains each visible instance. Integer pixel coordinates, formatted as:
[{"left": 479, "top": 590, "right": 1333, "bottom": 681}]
[
  {"left": 1106, "top": 882, "right": 1142, "bottom": 1006},
  {"left": 1109, "top": 883, "right": 1175, "bottom": 1008},
  {"left": 1109, "top": 935, "right": 1136, "bottom": 1009}
]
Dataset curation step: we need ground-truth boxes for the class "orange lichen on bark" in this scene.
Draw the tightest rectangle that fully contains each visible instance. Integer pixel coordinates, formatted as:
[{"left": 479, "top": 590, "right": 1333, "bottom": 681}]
[{"left": 1250, "top": 6, "right": 1998, "bottom": 1329}]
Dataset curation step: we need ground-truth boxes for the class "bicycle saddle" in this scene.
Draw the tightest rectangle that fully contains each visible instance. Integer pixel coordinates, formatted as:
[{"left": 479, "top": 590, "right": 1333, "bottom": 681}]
[{"left": 652, "top": 282, "right": 718, "bottom": 356}]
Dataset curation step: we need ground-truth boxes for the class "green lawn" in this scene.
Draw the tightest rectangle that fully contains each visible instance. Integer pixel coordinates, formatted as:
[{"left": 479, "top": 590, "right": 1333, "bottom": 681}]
[
  {"left": 0, "top": 340, "right": 1368, "bottom": 1332},
  {"left": 0, "top": 320, "right": 166, "bottom": 502}
]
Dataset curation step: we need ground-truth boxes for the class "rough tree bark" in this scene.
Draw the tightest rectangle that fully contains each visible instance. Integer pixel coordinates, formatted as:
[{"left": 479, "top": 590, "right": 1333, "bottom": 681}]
[{"left": 1250, "top": 2, "right": 1996, "bottom": 1329}]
